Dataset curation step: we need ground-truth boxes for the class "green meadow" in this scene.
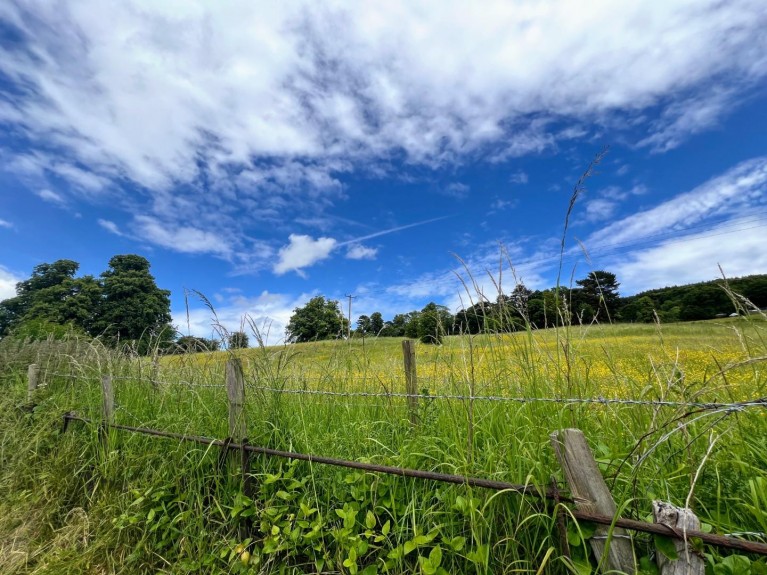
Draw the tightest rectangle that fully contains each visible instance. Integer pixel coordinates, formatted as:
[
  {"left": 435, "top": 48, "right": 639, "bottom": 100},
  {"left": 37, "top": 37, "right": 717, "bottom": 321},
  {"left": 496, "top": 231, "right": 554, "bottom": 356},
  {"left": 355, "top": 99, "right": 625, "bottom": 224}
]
[{"left": 1, "top": 317, "right": 766, "bottom": 574}]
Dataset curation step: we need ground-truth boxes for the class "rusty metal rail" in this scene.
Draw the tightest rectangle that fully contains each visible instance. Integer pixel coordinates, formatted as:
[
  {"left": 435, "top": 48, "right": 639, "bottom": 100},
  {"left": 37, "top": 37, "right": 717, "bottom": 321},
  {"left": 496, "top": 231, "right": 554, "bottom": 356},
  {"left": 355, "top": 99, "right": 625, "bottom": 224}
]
[{"left": 62, "top": 412, "right": 767, "bottom": 556}]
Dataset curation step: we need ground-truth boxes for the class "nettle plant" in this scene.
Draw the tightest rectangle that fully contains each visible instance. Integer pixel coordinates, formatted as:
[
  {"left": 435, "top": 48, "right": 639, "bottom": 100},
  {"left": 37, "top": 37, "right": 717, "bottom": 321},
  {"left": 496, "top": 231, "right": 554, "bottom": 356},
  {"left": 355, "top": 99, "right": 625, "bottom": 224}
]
[{"left": 219, "top": 459, "right": 493, "bottom": 574}]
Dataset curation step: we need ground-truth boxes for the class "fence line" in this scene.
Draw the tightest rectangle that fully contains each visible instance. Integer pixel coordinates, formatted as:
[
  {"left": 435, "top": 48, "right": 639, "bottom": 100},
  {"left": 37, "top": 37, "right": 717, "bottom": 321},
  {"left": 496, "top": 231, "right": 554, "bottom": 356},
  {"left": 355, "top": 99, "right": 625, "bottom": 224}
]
[
  {"left": 44, "top": 371, "right": 767, "bottom": 411},
  {"left": 27, "top": 357, "right": 767, "bottom": 569},
  {"left": 60, "top": 412, "right": 767, "bottom": 557}
]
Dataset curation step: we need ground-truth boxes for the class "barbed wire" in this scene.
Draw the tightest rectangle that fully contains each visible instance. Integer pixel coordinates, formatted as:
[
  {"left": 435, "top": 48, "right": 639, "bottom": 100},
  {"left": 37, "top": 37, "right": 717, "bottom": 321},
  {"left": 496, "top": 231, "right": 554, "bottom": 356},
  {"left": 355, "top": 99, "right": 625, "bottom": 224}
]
[
  {"left": 47, "top": 372, "right": 226, "bottom": 389},
  {"left": 248, "top": 385, "right": 767, "bottom": 410},
  {"left": 44, "top": 369, "right": 767, "bottom": 411}
]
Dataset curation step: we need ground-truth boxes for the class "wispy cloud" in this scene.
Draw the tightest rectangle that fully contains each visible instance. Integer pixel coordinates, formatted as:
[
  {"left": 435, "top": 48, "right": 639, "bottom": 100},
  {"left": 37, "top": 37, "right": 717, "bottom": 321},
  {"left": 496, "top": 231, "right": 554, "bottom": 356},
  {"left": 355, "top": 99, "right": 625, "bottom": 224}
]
[
  {"left": 35, "top": 189, "right": 66, "bottom": 205},
  {"left": 509, "top": 171, "right": 529, "bottom": 185},
  {"left": 345, "top": 244, "right": 378, "bottom": 260},
  {"left": 0, "top": 219, "right": 13, "bottom": 229},
  {"left": 608, "top": 217, "right": 767, "bottom": 293},
  {"left": 133, "top": 216, "right": 233, "bottom": 257},
  {"left": 98, "top": 219, "right": 123, "bottom": 236},
  {"left": 583, "top": 198, "right": 617, "bottom": 223},
  {"left": 586, "top": 157, "right": 767, "bottom": 249},
  {"left": 443, "top": 182, "right": 470, "bottom": 199}
]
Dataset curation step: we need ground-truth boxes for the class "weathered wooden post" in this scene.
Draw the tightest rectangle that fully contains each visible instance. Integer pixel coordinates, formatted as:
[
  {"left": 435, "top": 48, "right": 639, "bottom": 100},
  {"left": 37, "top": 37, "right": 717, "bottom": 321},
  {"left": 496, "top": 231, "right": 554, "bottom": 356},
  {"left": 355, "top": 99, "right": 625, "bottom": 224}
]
[
  {"left": 550, "top": 429, "right": 636, "bottom": 574},
  {"left": 27, "top": 364, "right": 40, "bottom": 402},
  {"left": 226, "top": 358, "right": 247, "bottom": 441},
  {"left": 401, "top": 339, "right": 418, "bottom": 425},
  {"left": 652, "top": 502, "right": 704, "bottom": 575},
  {"left": 101, "top": 375, "right": 114, "bottom": 425}
]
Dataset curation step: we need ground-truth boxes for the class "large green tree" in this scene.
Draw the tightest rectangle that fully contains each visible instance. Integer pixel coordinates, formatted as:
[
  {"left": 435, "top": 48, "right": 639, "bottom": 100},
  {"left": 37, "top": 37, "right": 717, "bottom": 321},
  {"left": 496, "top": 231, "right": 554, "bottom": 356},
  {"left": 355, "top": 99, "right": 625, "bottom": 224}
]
[
  {"left": 95, "top": 255, "right": 173, "bottom": 352},
  {"left": 417, "top": 302, "right": 453, "bottom": 344},
  {"left": 0, "top": 259, "right": 102, "bottom": 337},
  {"left": 285, "top": 296, "right": 347, "bottom": 343},
  {"left": 575, "top": 271, "right": 621, "bottom": 320},
  {"left": 228, "top": 331, "right": 249, "bottom": 349},
  {"left": 369, "top": 312, "right": 384, "bottom": 335}
]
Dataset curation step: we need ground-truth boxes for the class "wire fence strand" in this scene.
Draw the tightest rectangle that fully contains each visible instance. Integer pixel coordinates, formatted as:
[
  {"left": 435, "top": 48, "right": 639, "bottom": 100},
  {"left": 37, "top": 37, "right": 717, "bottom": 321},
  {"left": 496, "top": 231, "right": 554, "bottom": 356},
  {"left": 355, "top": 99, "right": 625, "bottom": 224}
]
[
  {"left": 61, "top": 412, "right": 767, "bottom": 557},
  {"left": 45, "top": 371, "right": 767, "bottom": 411}
]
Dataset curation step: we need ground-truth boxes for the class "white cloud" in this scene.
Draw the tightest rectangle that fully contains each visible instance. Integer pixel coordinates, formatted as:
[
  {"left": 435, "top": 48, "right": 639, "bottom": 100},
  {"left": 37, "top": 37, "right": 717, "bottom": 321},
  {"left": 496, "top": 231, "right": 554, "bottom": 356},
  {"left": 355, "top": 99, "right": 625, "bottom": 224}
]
[
  {"left": 133, "top": 215, "right": 233, "bottom": 256},
  {"left": 174, "top": 290, "right": 311, "bottom": 346},
  {"left": 509, "top": 171, "right": 529, "bottom": 185},
  {"left": 639, "top": 89, "right": 735, "bottom": 152},
  {"left": 346, "top": 244, "right": 378, "bottom": 260},
  {"left": 443, "top": 182, "right": 470, "bottom": 199},
  {"left": 273, "top": 234, "right": 337, "bottom": 276},
  {"left": 607, "top": 217, "right": 767, "bottom": 294},
  {"left": 0, "top": 219, "right": 13, "bottom": 229},
  {"left": 490, "top": 198, "right": 515, "bottom": 212},
  {"left": 586, "top": 157, "right": 767, "bottom": 249},
  {"left": 51, "top": 163, "right": 109, "bottom": 193},
  {"left": 35, "top": 189, "right": 66, "bottom": 205},
  {"left": 584, "top": 198, "right": 617, "bottom": 222},
  {"left": 0, "top": 0, "right": 764, "bottom": 237},
  {"left": 0, "top": 265, "right": 22, "bottom": 300},
  {"left": 98, "top": 219, "right": 123, "bottom": 236}
]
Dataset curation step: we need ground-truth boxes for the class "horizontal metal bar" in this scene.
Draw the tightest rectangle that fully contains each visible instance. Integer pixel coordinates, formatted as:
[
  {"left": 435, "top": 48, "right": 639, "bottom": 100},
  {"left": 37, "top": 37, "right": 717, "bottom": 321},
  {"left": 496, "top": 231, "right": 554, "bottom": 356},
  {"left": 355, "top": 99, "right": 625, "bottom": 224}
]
[{"left": 62, "top": 412, "right": 767, "bottom": 556}]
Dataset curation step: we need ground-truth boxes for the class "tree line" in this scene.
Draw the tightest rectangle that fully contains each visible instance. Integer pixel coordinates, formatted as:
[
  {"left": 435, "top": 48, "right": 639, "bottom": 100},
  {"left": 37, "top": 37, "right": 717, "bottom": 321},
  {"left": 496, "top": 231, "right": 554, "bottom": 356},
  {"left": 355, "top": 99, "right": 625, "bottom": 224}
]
[
  {"left": 286, "top": 271, "right": 767, "bottom": 344},
  {"left": 0, "top": 255, "right": 250, "bottom": 354},
  {"left": 3, "top": 256, "right": 766, "bottom": 351}
]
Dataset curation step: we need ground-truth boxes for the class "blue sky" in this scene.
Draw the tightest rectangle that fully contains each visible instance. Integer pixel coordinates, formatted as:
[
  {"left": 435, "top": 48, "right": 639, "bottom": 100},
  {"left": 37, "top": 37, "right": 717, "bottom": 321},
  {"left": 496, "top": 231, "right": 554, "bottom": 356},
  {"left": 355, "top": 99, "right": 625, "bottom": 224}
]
[{"left": 1, "top": 1, "right": 766, "bottom": 344}]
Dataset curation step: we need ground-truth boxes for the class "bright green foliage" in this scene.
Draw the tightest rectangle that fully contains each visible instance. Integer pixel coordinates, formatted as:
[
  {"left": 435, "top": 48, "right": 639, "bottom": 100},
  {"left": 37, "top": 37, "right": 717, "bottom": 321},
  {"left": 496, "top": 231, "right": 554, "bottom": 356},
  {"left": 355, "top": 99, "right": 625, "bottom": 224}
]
[
  {"left": 285, "top": 296, "right": 347, "bottom": 342},
  {"left": 356, "top": 314, "right": 371, "bottom": 336},
  {"left": 0, "top": 260, "right": 102, "bottom": 336},
  {"left": 228, "top": 331, "right": 249, "bottom": 349},
  {"left": 575, "top": 270, "right": 621, "bottom": 319},
  {"left": 369, "top": 312, "right": 384, "bottom": 335},
  {"left": 617, "top": 274, "right": 767, "bottom": 322},
  {"left": 0, "top": 255, "right": 173, "bottom": 353},
  {"left": 175, "top": 335, "right": 221, "bottom": 353},
  {"left": 417, "top": 302, "right": 452, "bottom": 344},
  {"left": 94, "top": 255, "right": 173, "bottom": 353}
]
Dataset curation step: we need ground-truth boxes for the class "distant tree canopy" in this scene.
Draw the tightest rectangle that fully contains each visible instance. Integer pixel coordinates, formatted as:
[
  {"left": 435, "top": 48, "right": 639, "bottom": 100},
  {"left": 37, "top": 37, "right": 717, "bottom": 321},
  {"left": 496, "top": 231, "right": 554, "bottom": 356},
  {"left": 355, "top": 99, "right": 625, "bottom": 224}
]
[
  {"left": 617, "top": 274, "right": 767, "bottom": 323},
  {"left": 0, "top": 255, "right": 174, "bottom": 354},
  {"left": 175, "top": 335, "right": 221, "bottom": 354},
  {"left": 285, "top": 296, "right": 347, "bottom": 343},
  {"left": 228, "top": 331, "right": 249, "bottom": 349},
  {"left": 5, "top": 255, "right": 766, "bottom": 353},
  {"left": 416, "top": 302, "right": 452, "bottom": 344}
]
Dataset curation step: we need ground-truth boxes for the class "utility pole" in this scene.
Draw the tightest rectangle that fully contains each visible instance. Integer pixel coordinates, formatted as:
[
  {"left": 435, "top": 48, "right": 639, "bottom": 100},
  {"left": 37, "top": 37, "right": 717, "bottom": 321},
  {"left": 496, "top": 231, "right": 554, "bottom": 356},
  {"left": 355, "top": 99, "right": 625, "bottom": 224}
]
[{"left": 345, "top": 294, "right": 356, "bottom": 340}]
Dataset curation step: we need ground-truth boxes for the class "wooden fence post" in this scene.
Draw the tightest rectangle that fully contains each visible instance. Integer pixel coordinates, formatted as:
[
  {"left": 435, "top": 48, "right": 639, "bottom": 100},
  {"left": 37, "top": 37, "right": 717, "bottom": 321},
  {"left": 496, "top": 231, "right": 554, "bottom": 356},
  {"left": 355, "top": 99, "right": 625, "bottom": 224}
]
[
  {"left": 550, "top": 429, "right": 636, "bottom": 574},
  {"left": 226, "top": 358, "right": 247, "bottom": 441},
  {"left": 402, "top": 339, "right": 418, "bottom": 425},
  {"left": 652, "top": 502, "right": 705, "bottom": 575},
  {"left": 101, "top": 375, "right": 114, "bottom": 425},
  {"left": 27, "top": 364, "right": 40, "bottom": 402}
]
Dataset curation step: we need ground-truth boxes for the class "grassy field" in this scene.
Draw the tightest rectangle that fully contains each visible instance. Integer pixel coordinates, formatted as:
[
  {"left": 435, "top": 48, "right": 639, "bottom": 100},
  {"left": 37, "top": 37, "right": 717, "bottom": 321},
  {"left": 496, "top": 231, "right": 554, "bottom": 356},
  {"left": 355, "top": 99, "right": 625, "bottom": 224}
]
[{"left": 1, "top": 317, "right": 766, "bottom": 574}]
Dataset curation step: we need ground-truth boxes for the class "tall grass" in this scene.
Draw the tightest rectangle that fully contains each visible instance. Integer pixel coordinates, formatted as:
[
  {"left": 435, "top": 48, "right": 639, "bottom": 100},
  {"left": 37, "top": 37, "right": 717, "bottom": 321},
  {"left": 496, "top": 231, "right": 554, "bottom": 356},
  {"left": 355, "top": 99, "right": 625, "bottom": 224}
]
[{"left": 2, "top": 297, "right": 766, "bottom": 574}]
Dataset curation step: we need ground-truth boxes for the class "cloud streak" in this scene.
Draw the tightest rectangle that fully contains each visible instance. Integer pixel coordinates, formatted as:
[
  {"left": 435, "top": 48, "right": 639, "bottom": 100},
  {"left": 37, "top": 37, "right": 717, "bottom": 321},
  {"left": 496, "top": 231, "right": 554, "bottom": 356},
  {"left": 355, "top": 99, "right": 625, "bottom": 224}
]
[{"left": 337, "top": 216, "right": 451, "bottom": 246}]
